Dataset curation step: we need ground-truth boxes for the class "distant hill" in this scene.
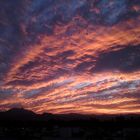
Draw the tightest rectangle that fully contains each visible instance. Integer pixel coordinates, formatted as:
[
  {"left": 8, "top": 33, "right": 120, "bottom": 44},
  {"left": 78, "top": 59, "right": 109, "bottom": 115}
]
[
  {"left": 0, "top": 108, "right": 38, "bottom": 121},
  {"left": 0, "top": 108, "right": 98, "bottom": 121},
  {"left": 0, "top": 108, "right": 140, "bottom": 127}
]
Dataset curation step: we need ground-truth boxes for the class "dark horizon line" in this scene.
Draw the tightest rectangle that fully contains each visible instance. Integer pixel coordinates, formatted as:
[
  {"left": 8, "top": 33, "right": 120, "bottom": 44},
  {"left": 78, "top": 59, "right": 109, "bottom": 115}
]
[{"left": 1, "top": 108, "right": 140, "bottom": 116}]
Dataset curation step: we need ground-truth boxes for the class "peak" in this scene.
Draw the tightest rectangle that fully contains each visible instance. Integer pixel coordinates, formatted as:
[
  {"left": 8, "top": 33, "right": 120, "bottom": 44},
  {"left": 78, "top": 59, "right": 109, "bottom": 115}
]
[
  {"left": 7, "top": 108, "right": 32, "bottom": 112},
  {"left": 0, "top": 108, "right": 38, "bottom": 121},
  {"left": 6, "top": 108, "right": 35, "bottom": 115}
]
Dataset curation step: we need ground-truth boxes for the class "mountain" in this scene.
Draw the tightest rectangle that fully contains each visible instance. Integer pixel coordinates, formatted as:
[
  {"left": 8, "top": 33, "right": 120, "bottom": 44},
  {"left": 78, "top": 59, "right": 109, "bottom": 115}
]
[
  {"left": 0, "top": 108, "right": 140, "bottom": 124},
  {"left": 0, "top": 108, "right": 39, "bottom": 121}
]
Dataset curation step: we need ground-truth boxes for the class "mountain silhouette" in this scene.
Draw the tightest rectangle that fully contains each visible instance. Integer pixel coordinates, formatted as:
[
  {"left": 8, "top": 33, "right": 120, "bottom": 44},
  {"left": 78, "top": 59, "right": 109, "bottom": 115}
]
[
  {"left": 0, "top": 108, "right": 140, "bottom": 124},
  {"left": 0, "top": 108, "right": 96, "bottom": 121},
  {"left": 0, "top": 108, "right": 38, "bottom": 121}
]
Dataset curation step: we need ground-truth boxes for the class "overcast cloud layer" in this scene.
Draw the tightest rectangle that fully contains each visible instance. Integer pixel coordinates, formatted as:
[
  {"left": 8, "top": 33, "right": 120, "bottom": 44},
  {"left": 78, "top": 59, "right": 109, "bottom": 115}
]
[{"left": 0, "top": 0, "right": 140, "bottom": 114}]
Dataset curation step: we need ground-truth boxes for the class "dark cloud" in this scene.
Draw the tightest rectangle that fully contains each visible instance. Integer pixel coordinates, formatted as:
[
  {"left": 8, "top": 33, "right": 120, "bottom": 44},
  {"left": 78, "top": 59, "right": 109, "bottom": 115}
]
[
  {"left": 0, "top": 0, "right": 25, "bottom": 79},
  {"left": 93, "top": 45, "right": 140, "bottom": 72},
  {"left": 75, "top": 61, "right": 95, "bottom": 72},
  {"left": 57, "top": 50, "right": 75, "bottom": 58},
  {"left": 86, "top": 0, "right": 128, "bottom": 25}
]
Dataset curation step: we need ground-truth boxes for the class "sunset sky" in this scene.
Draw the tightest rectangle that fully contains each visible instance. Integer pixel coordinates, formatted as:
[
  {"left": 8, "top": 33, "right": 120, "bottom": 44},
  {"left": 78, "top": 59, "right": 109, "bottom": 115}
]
[{"left": 0, "top": 0, "right": 140, "bottom": 114}]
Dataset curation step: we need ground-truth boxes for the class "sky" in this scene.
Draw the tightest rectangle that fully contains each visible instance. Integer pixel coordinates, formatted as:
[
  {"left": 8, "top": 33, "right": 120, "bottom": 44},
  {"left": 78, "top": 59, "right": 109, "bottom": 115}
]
[{"left": 0, "top": 0, "right": 140, "bottom": 114}]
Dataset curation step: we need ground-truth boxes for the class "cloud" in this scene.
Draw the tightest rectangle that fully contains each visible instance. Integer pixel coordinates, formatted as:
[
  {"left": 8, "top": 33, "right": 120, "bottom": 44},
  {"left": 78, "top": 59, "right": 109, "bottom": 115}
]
[
  {"left": 0, "top": 0, "right": 140, "bottom": 114},
  {"left": 93, "top": 44, "right": 140, "bottom": 72}
]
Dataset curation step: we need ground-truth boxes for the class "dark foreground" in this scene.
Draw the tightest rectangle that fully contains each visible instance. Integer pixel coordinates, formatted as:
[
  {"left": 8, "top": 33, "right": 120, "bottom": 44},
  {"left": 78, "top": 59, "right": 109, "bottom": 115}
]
[
  {"left": 0, "top": 120, "right": 140, "bottom": 140},
  {"left": 0, "top": 109, "right": 140, "bottom": 140}
]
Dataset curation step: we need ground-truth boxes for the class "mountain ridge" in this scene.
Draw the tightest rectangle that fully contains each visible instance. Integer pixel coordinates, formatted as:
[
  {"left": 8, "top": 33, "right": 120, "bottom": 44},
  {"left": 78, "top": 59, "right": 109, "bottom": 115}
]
[{"left": 0, "top": 108, "right": 140, "bottom": 122}]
